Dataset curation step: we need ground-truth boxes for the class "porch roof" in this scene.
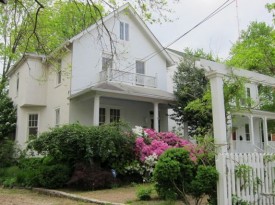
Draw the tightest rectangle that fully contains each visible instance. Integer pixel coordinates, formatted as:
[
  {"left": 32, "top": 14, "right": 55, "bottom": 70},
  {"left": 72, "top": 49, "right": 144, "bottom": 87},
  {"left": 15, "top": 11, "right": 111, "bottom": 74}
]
[
  {"left": 70, "top": 82, "right": 176, "bottom": 103},
  {"left": 232, "top": 109, "right": 275, "bottom": 120}
]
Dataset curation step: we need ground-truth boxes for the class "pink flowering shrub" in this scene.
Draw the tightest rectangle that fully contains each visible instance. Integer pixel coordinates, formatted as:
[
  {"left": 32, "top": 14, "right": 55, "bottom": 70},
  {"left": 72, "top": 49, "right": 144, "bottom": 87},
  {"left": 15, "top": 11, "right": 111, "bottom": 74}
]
[{"left": 135, "top": 128, "right": 201, "bottom": 162}]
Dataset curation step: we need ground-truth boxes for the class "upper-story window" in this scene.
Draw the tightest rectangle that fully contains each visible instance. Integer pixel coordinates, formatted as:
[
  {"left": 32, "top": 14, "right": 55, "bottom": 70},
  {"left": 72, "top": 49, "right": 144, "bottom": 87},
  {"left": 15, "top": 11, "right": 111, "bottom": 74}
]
[
  {"left": 136, "top": 61, "right": 145, "bottom": 86},
  {"left": 56, "top": 59, "right": 62, "bottom": 85},
  {"left": 120, "top": 22, "right": 129, "bottom": 41},
  {"left": 102, "top": 54, "right": 113, "bottom": 71},
  {"left": 55, "top": 108, "right": 60, "bottom": 127},
  {"left": 16, "top": 72, "right": 19, "bottom": 96}
]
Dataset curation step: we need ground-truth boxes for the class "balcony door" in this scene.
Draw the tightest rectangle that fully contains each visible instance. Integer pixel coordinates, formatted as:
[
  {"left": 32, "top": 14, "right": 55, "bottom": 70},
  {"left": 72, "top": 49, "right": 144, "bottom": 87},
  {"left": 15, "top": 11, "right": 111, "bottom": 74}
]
[{"left": 136, "top": 61, "right": 145, "bottom": 86}]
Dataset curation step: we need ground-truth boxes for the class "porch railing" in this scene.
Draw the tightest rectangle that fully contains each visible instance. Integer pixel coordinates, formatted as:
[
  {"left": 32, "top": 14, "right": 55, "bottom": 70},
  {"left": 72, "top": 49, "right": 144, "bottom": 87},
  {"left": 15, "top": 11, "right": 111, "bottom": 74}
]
[{"left": 99, "top": 69, "right": 157, "bottom": 88}]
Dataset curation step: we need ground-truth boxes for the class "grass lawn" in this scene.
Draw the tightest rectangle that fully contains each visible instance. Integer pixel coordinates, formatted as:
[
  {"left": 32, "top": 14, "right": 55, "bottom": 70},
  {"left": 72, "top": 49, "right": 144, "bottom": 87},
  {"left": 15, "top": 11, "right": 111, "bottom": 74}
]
[
  {"left": 0, "top": 187, "right": 94, "bottom": 205},
  {"left": 63, "top": 183, "right": 207, "bottom": 205}
]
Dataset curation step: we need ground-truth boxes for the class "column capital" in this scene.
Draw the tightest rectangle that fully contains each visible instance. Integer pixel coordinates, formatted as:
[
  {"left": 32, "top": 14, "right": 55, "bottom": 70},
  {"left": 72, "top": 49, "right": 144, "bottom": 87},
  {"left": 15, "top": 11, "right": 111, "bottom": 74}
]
[{"left": 205, "top": 70, "right": 225, "bottom": 80}]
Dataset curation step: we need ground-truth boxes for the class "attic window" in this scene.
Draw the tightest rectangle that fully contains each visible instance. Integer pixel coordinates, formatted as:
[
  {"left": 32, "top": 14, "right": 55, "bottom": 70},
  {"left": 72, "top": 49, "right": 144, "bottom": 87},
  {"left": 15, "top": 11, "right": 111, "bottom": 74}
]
[{"left": 120, "top": 22, "right": 129, "bottom": 41}]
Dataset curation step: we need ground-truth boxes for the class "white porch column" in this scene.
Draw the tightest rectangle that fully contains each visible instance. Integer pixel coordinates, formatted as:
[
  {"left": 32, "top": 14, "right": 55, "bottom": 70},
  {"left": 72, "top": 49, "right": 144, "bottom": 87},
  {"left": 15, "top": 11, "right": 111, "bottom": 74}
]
[
  {"left": 205, "top": 71, "right": 227, "bottom": 153},
  {"left": 93, "top": 95, "right": 100, "bottom": 126},
  {"left": 263, "top": 117, "right": 269, "bottom": 149},
  {"left": 154, "top": 102, "right": 159, "bottom": 132},
  {"left": 206, "top": 71, "right": 227, "bottom": 205},
  {"left": 249, "top": 116, "right": 255, "bottom": 147}
]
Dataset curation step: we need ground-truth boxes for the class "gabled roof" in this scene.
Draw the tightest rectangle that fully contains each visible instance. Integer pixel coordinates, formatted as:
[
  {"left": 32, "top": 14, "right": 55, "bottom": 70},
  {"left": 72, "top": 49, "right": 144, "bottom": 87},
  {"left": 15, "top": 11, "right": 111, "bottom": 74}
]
[{"left": 69, "top": 3, "right": 174, "bottom": 66}]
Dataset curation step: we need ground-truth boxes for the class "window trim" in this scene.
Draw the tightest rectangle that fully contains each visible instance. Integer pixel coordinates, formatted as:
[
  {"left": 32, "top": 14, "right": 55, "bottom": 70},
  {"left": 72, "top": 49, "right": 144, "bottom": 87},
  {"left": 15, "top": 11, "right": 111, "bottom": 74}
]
[
  {"left": 102, "top": 53, "right": 113, "bottom": 71},
  {"left": 28, "top": 113, "right": 39, "bottom": 138},
  {"left": 55, "top": 108, "right": 60, "bottom": 127},
  {"left": 16, "top": 72, "right": 19, "bottom": 96},
  {"left": 119, "top": 22, "right": 129, "bottom": 41}
]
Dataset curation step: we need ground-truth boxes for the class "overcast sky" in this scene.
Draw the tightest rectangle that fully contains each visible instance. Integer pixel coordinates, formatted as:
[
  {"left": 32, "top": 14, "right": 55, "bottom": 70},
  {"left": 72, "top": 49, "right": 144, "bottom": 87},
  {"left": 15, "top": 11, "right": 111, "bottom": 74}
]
[{"left": 148, "top": 0, "right": 274, "bottom": 60}]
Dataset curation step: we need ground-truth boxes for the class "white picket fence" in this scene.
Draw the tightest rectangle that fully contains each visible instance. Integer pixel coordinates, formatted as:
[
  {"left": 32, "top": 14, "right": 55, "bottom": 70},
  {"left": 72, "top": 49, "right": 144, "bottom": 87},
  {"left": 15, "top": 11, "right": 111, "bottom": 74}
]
[{"left": 217, "top": 153, "right": 275, "bottom": 205}]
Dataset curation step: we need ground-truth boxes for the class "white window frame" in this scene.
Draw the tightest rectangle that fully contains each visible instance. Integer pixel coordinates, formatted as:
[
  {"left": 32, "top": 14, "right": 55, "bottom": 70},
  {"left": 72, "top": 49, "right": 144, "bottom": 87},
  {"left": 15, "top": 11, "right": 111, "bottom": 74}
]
[
  {"left": 110, "top": 108, "right": 120, "bottom": 123},
  {"left": 16, "top": 72, "right": 19, "bottom": 96},
  {"left": 99, "top": 106, "right": 122, "bottom": 124},
  {"left": 99, "top": 107, "right": 106, "bottom": 125},
  {"left": 56, "top": 59, "right": 62, "bottom": 86},
  {"left": 120, "top": 22, "right": 129, "bottom": 41},
  {"left": 102, "top": 53, "right": 113, "bottom": 71},
  {"left": 55, "top": 108, "right": 60, "bottom": 127},
  {"left": 28, "top": 113, "right": 39, "bottom": 138}
]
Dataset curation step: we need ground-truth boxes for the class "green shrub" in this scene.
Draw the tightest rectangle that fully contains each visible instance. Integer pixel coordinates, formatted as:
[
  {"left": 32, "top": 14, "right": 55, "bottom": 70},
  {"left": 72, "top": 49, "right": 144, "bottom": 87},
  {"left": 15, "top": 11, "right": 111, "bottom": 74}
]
[
  {"left": 153, "top": 148, "right": 218, "bottom": 204},
  {"left": 153, "top": 148, "right": 194, "bottom": 201},
  {"left": 0, "top": 166, "right": 21, "bottom": 188},
  {"left": 27, "top": 123, "right": 136, "bottom": 175},
  {"left": 38, "top": 164, "right": 70, "bottom": 188},
  {"left": 136, "top": 186, "right": 153, "bottom": 200},
  {"left": 0, "top": 139, "right": 19, "bottom": 168}
]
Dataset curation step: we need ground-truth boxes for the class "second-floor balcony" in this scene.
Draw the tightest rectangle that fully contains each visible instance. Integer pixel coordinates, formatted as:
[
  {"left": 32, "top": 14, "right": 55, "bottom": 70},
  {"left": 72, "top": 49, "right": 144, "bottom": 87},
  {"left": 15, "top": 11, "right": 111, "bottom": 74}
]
[{"left": 99, "top": 69, "right": 157, "bottom": 88}]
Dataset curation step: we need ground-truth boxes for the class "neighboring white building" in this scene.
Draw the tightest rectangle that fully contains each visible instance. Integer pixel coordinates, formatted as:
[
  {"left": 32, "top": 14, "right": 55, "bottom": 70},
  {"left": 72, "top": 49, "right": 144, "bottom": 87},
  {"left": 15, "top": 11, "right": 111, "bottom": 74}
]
[
  {"left": 199, "top": 59, "right": 275, "bottom": 153},
  {"left": 7, "top": 3, "right": 178, "bottom": 148}
]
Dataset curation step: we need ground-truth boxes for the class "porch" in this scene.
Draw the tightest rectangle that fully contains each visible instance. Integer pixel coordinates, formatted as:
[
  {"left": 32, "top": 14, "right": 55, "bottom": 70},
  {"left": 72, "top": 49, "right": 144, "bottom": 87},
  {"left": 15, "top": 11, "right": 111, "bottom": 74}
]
[
  {"left": 69, "top": 82, "right": 175, "bottom": 132},
  {"left": 229, "top": 110, "right": 275, "bottom": 153}
]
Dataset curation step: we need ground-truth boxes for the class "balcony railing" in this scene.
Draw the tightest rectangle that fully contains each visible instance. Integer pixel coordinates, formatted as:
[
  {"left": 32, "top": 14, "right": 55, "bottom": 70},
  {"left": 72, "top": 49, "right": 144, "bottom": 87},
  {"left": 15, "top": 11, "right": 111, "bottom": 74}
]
[{"left": 99, "top": 69, "right": 157, "bottom": 88}]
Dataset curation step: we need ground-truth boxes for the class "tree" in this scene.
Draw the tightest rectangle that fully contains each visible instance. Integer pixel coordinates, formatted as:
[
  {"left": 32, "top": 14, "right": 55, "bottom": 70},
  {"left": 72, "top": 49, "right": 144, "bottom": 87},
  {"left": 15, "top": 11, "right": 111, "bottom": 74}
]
[
  {"left": 227, "top": 22, "right": 275, "bottom": 76},
  {"left": 0, "top": 0, "right": 103, "bottom": 82},
  {"left": 171, "top": 48, "right": 216, "bottom": 137},
  {"left": 0, "top": 80, "right": 16, "bottom": 141},
  {"left": 0, "top": 0, "right": 180, "bottom": 82}
]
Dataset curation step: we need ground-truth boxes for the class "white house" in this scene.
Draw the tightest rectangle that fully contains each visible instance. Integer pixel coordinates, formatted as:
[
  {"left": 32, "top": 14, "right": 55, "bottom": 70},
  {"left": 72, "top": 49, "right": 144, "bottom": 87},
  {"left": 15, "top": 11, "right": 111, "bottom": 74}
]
[
  {"left": 7, "top": 3, "right": 177, "bottom": 148},
  {"left": 199, "top": 60, "right": 275, "bottom": 153}
]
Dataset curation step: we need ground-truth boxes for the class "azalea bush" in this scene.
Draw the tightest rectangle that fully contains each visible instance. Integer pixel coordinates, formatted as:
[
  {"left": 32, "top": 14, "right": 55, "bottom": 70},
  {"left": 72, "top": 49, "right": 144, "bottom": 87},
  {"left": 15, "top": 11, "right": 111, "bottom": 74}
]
[{"left": 131, "top": 126, "right": 207, "bottom": 182}]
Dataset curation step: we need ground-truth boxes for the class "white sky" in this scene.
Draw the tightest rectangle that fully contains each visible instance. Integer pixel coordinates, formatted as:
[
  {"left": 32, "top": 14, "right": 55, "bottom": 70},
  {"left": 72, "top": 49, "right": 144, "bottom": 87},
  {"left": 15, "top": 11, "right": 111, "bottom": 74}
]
[{"left": 148, "top": 0, "right": 274, "bottom": 61}]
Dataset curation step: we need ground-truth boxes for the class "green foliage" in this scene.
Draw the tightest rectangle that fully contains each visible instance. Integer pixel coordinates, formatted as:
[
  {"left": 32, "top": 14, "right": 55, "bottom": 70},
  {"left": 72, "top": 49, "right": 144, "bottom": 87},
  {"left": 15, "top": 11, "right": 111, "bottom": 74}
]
[
  {"left": 38, "top": 164, "right": 70, "bottom": 188},
  {"left": 136, "top": 186, "right": 153, "bottom": 200},
  {"left": 172, "top": 48, "right": 214, "bottom": 137},
  {"left": 190, "top": 166, "right": 218, "bottom": 202},
  {"left": 153, "top": 148, "right": 194, "bottom": 202},
  {"left": 0, "top": 139, "right": 19, "bottom": 168},
  {"left": 153, "top": 148, "right": 218, "bottom": 205},
  {"left": 27, "top": 123, "right": 136, "bottom": 174},
  {"left": 0, "top": 82, "right": 16, "bottom": 141},
  {"left": 0, "top": 166, "right": 20, "bottom": 188},
  {"left": 227, "top": 22, "right": 275, "bottom": 76}
]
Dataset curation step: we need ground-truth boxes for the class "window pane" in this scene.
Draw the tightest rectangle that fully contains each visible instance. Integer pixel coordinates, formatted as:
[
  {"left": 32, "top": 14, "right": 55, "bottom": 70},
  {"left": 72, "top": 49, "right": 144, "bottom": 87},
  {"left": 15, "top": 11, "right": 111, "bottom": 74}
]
[
  {"left": 136, "top": 61, "right": 145, "bottom": 74},
  {"left": 57, "top": 70, "right": 62, "bottom": 84},
  {"left": 120, "top": 22, "right": 124, "bottom": 40},
  {"left": 28, "top": 114, "right": 38, "bottom": 137},
  {"left": 99, "top": 108, "right": 106, "bottom": 125},
  {"left": 102, "top": 56, "right": 112, "bottom": 71},
  {"left": 125, "top": 23, "right": 129, "bottom": 41},
  {"left": 110, "top": 109, "right": 120, "bottom": 123},
  {"left": 55, "top": 109, "right": 60, "bottom": 126}
]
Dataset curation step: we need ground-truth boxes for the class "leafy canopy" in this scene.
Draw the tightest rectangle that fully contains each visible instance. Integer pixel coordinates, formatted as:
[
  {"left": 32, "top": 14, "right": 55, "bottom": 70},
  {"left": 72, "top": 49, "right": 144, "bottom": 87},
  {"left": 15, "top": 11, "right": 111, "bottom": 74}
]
[{"left": 227, "top": 22, "right": 275, "bottom": 75}]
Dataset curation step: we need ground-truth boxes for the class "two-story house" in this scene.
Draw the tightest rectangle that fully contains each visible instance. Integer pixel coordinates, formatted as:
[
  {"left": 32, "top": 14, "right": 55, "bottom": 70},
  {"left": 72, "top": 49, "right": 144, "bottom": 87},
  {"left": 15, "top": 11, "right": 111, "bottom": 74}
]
[{"left": 7, "top": 3, "right": 176, "bottom": 148}]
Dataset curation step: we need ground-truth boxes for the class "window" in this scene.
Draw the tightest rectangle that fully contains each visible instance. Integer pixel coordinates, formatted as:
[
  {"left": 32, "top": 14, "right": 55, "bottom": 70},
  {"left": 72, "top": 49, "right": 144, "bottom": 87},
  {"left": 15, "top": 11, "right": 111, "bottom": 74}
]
[
  {"left": 55, "top": 108, "right": 60, "bottom": 127},
  {"left": 57, "top": 70, "right": 62, "bottom": 85},
  {"left": 246, "top": 87, "right": 251, "bottom": 107},
  {"left": 16, "top": 73, "right": 19, "bottom": 95},
  {"left": 102, "top": 54, "right": 113, "bottom": 71},
  {"left": 120, "top": 22, "right": 129, "bottom": 41},
  {"left": 99, "top": 108, "right": 106, "bottom": 125},
  {"left": 56, "top": 59, "right": 62, "bottom": 85},
  {"left": 136, "top": 61, "right": 145, "bottom": 86},
  {"left": 110, "top": 109, "right": 120, "bottom": 123},
  {"left": 245, "top": 124, "right": 250, "bottom": 141},
  {"left": 28, "top": 114, "right": 38, "bottom": 136}
]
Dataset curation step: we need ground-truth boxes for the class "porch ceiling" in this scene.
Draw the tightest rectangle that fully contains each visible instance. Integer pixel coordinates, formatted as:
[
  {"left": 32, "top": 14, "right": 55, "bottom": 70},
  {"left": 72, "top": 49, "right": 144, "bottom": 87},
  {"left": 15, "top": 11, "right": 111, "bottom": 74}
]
[
  {"left": 70, "top": 82, "right": 176, "bottom": 103},
  {"left": 232, "top": 109, "right": 275, "bottom": 120}
]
